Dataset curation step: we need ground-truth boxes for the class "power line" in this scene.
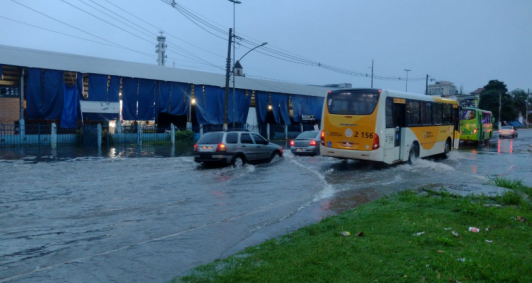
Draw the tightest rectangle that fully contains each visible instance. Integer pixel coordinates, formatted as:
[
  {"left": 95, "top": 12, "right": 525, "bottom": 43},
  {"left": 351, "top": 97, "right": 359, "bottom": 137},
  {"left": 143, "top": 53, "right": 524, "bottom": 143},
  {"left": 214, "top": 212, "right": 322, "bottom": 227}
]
[
  {"left": 60, "top": 0, "right": 154, "bottom": 45},
  {"left": 10, "top": 0, "right": 154, "bottom": 58}
]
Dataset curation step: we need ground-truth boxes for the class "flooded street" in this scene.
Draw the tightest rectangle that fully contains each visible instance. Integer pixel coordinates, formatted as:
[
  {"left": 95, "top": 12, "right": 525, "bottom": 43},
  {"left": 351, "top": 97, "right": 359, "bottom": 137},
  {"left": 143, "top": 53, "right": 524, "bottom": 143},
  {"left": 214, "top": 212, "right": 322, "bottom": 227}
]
[{"left": 1, "top": 130, "right": 531, "bottom": 282}]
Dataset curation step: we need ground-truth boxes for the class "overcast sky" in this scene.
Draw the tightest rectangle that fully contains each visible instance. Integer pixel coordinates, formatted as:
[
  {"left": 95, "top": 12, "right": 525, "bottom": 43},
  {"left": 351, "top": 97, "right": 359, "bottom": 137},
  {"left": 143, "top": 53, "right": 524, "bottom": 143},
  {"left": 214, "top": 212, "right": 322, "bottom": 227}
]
[{"left": 1, "top": 0, "right": 531, "bottom": 94}]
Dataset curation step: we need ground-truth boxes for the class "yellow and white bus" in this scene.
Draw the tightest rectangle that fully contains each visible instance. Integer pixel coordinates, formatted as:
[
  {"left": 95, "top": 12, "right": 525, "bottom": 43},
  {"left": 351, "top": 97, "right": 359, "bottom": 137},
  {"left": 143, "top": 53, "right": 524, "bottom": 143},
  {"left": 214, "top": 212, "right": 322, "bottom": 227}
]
[{"left": 320, "top": 88, "right": 460, "bottom": 164}]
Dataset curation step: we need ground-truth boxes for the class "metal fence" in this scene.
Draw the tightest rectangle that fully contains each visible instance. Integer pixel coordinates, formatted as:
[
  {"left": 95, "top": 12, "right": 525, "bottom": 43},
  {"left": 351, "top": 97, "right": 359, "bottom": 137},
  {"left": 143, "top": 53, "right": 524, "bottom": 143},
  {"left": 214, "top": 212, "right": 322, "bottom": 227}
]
[{"left": 1, "top": 122, "right": 308, "bottom": 148}]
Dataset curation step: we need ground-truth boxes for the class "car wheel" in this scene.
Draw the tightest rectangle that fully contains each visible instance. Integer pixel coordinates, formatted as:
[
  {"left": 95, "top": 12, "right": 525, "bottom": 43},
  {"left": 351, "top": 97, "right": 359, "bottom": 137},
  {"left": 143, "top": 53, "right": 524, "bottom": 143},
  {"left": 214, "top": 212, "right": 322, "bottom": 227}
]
[
  {"left": 231, "top": 155, "right": 245, "bottom": 167},
  {"left": 270, "top": 151, "right": 282, "bottom": 162},
  {"left": 408, "top": 143, "right": 418, "bottom": 164}
]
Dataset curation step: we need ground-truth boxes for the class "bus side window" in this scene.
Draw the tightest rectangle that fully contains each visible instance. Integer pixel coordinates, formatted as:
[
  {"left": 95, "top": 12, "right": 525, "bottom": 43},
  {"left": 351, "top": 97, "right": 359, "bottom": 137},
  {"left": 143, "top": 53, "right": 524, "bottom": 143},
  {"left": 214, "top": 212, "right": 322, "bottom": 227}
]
[
  {"left": 407, "top": 101, "right": 420, "bottom": 126},
  {"left": 433, "top": 104, "right": 443, "bottom": 125},
  {"left": 386, "top": 98, "right": 394, "bottom": 128},
  {"left": 421, "top": 102, "right": 432, "bottom": 125},
  {"left": 443, "top": 104, "right": 452, "bottom": 125}
]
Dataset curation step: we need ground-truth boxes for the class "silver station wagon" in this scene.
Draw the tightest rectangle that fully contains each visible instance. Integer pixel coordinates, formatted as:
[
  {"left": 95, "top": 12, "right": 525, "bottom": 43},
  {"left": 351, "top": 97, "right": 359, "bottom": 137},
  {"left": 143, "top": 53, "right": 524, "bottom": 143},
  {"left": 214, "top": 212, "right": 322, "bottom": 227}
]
[{"left": 194, "top": 131, "right": 283, "bottom": 166}]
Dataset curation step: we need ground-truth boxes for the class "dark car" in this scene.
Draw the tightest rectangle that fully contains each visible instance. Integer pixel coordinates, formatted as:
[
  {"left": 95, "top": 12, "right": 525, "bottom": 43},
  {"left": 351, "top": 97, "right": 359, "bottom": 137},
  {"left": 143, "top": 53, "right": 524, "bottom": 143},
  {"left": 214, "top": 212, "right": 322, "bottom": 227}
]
[
  {"left": 289, "top": 131, "right": 321, "bottom": 156},
  {"left": 194, "top": 131, "right": 283, "bottom": 166},
  {"left": 499, "top": 126, "right": 518, "bottom": 139}
]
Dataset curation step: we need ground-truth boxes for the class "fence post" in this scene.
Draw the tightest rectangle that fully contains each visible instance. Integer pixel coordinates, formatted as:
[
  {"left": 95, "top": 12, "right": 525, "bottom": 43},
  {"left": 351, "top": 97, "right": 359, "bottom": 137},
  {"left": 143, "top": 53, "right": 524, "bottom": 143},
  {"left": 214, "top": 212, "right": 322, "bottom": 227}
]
[
  {"left": 171, "top": 123, "right": 175, "bottom": 146},
  {"left": 300, "top": 123, "right": 303, "bottom": 133},
  {"left": 97, "top": 123, "right": 102, "bottom": 149},
  {"left": 137, "top": 123, "right": 142, "bottom": 146},
  {"left": 199, "top": 125, "right": 203, "bottom": 137},
  {"left": 267, "top": 123, "right": 270, "bottom": 140},
  {"left": 51, "top": 123, "right": 57, "bottom": 149},
  {"left": 20, "top": 119, "right": 25, "bottom": 143},
  {"left": 116, "top": 120, "right": 121, "bottom": 134},
  {"left": 285, "top": 125, "right": 288, "bottom": 140}
]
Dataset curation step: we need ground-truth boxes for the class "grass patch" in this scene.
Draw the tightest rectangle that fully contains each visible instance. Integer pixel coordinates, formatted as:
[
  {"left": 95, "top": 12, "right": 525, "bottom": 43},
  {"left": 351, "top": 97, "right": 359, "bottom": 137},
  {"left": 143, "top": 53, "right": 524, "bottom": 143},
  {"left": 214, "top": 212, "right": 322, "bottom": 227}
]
[{"left": 174, "top": 190, "right": 532, "bottom": 283}]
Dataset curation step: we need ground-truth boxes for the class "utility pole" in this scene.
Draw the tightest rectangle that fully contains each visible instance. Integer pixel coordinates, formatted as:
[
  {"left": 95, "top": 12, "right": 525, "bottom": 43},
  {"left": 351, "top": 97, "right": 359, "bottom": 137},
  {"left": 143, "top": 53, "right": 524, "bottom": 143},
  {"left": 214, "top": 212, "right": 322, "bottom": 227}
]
[
  {"left": 498, "top": 91, "right": 502, "bottom": 129},
  {"left": 527, "top": 88, "right": 530, "bottom": 127},
  {"left": 404, "top": 69, "right": 411, "bottom": 92},
  {"left": 223, "top": 28, "right": 233, "bottom": 131},
  {"left": 155, "top": 32, "right": 167, "bottom": 66},
  {"left": 371, "top": 59, "right": 374, "bottom": 88},
  {"left": 425, "top": 74, "right": 429, "bottom": 95}
]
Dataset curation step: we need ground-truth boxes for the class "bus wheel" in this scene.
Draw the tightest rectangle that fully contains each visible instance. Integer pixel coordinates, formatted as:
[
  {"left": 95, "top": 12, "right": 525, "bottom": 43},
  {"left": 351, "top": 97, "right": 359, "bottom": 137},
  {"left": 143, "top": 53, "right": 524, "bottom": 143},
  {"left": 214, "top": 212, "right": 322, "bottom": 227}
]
[
  {"left": 442, "top": 139, "right": 451, "bottom": 158},
  {"left": 408, "top": 144, "right": 418, "bottom": 164}
]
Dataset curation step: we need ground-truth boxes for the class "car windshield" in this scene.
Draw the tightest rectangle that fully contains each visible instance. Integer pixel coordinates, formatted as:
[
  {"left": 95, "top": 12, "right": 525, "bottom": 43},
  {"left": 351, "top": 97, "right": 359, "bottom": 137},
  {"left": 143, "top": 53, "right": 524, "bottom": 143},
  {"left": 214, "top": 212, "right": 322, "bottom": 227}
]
[
  {"left": 501, "top": 126, "right": 513, "bottom": 130},
  {"left": 197, "top": 132, "right": 224, "bottom": 144},
  {"left": 296, "top": 131, "right": 319, "bottom": 139}
]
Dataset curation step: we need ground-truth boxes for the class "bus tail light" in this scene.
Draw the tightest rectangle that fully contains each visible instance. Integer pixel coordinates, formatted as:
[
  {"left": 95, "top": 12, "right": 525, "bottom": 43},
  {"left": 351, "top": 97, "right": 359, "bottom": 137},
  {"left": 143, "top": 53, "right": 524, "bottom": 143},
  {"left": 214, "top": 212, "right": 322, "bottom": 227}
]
[
  {"left": 372, "top": 133, "right": 380, "bottom": 150},
  {"left": 216, "top": 143, "right": 226, "bottom": 152},
  {"left": 321, "top": 131, "right": 325, "bottom": 145}
]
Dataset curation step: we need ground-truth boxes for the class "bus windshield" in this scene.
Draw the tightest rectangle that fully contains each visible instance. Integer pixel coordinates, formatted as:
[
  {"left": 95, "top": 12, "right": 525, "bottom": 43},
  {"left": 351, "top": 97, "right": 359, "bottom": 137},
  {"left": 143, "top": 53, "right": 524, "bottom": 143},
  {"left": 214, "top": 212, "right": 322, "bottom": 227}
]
[
  {"left": 459, "top": 109, "right": 476, "bottom": 120},
  {"left": 327, "top": 91, "right": 379, "bottom": 115}
]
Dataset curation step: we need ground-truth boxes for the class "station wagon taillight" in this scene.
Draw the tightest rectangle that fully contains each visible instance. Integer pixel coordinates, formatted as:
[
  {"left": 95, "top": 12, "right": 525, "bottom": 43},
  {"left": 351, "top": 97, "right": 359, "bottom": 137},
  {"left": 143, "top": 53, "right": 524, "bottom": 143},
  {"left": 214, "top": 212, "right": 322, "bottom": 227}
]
[
  {"left": 310, "top": 140, "right": 317, "bottom": 146},
  {"left": 216, "top": 143, "right": 226, "bottom": 152},
  {"left": 290, "top": 140, "right": 295, "bottom": 146},
  {"left": 194, "top": 144, "right": 198, "bottom": 152}
]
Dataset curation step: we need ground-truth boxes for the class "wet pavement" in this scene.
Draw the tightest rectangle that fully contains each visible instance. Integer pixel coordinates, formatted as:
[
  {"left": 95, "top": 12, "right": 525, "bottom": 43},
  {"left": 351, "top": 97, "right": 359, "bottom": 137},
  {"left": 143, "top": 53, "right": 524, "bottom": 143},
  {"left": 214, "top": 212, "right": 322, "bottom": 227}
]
[{"left": 1, "top": 130, "right": 531, "bottom": 282}]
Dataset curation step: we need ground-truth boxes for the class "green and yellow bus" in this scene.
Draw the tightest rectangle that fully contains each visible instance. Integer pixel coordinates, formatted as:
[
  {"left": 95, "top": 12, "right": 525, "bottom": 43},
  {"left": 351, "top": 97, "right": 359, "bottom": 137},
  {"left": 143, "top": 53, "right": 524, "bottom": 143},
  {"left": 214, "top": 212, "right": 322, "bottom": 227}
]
[{"left": 459, "top": 107, "right": 493, "bottom": 143}]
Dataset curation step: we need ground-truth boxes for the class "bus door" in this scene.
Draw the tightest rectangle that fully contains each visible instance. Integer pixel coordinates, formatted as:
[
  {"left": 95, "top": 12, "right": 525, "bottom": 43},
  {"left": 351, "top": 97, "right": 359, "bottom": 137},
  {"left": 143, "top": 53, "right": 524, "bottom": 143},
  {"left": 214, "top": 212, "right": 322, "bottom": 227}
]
[{"left": 385, "top": 97, "right": 405, "bottom": 162}]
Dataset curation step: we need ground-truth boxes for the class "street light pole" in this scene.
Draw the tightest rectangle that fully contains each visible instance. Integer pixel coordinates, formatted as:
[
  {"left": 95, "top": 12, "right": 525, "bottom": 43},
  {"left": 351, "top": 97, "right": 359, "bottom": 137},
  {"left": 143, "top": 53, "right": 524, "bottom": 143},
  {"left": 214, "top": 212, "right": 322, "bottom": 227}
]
[
  {"left": 229, "top": 0, "right": 241, "bottom": 129},
  {"left": 223, "top": 28, "right": 233, "bottom": 131},
  {"left": 404, "top": 69, "right": 411, "bottom": 92}
]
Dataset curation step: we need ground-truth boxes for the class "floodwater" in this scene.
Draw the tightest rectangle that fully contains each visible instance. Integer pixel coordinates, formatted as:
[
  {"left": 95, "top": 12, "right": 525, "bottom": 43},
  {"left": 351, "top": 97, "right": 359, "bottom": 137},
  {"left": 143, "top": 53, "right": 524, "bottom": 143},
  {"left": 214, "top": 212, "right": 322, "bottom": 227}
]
[{"left": 0, "top": 130, "right": 531, "bottom": 282}]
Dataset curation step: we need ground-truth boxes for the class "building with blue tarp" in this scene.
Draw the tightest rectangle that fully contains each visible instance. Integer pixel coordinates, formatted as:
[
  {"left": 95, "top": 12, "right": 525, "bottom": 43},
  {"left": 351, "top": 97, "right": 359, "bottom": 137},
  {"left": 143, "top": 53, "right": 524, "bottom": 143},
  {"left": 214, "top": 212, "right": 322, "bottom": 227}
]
[{"left": 0, "top": 45, "right": 329, "bottom": 138}]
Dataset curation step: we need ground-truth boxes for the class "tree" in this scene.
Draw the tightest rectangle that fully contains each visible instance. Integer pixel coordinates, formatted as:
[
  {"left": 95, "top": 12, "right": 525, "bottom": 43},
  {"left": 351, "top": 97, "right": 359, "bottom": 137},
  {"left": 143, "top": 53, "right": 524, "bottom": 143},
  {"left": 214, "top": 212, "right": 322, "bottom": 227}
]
[
  {"left": 479, "top": 80, "right": 517, "bottom": 125},
  {"left": 510, "top": 89, "right": 528, "bottom": 118}
]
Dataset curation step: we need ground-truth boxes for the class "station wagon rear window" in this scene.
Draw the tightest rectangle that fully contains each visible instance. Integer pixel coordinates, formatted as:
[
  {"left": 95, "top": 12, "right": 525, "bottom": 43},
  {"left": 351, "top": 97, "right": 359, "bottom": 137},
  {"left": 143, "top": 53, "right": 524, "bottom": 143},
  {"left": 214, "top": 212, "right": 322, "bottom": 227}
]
[{"left": 197, "top": 132, "right": 224, "bottom": 144}]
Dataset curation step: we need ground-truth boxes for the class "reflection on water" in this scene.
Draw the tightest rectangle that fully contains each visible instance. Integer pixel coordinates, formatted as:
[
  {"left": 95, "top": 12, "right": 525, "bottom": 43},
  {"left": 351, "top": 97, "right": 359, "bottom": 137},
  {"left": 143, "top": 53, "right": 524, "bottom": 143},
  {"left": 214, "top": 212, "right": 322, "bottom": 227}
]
[
  {"left": 0, "top": 144, "right": 194, "bottom": 162},
  {"left": 460, "top": 138, "right": 515, "bottom": 154}
]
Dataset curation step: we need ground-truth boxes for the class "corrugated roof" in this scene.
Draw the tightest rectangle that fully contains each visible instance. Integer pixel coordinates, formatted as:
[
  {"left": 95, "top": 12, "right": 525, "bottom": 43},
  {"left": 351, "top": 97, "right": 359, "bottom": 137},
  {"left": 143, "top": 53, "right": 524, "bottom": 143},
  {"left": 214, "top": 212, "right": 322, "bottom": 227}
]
[{"left": 0, "top": 45, "right": 329, "bottom": 97}]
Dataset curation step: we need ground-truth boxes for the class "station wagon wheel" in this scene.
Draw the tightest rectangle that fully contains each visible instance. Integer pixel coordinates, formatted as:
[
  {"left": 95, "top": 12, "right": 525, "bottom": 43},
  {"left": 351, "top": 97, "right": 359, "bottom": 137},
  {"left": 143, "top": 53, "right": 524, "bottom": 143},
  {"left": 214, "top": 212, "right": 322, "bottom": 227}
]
[
  {"left": 231, "top": 155, "right": 245, "bottom": 167},
  {"left": 270, "top": 151, "right": 282, "bottom": 162}
]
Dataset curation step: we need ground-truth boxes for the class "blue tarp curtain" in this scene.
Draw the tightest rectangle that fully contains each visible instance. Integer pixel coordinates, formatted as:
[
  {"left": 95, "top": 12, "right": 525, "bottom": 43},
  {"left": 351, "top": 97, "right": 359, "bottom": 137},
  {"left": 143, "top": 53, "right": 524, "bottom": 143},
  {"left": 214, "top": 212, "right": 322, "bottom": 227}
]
[
  {"left": 121, "top": 78, "right": 156, "bottom": 121},
  {"left": 195, "top": 85, "right": 224, "bottom": 125},
  {"left": 122, "top": 77, "right": 138, "bottom": 120},
  {"left": 61, "top": 84, "right": 79, "bottom": 128},
  {"left": 169, "top": 82, "right": 190, "bottom": 116},
  {"left": 227, "top": 89, "right": 251, "bottom": 124},
  {"left": 76, "top": 73, "right": 83, "bottom": 120},
  {"left": 271, "top": 93, "right": 291, "bottom": 125},
  {"left": 85, "top": 74, "right": 120, "bottom": 121},
  {"left": 42, "top": 70, "right": 64, "bottom": 120},
  {"left": 25, "top": 68, "right": 43, "bottom": 119},
  {"left": 158, "top": 81, "right": 171, "bottom": 114},
  {"left": 291, "top": 95, "right": 324, "bottom": 122},
  {"left": 309, "top": 96, "right": 324, "bottom": 120},
  {"left": 137, "top": 79, "right": 156, "bottom": 121},
  {"left": 255, "top": 91, "right": 269, "bottom": 124}
]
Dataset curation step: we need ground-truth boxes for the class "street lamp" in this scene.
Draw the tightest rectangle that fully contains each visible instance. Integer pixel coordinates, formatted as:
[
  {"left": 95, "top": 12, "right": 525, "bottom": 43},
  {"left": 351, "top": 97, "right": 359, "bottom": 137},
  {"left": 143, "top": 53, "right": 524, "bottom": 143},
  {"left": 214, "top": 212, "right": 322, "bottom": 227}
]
[
  {"left": 229, "top": 0, "right": 241, "bottom": 129},
  {"left": 230, "top": 42, "right": 268, "bottom": 128},
  {"left": 404, "top": 69, "right": 411, "bottom": 92}
]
